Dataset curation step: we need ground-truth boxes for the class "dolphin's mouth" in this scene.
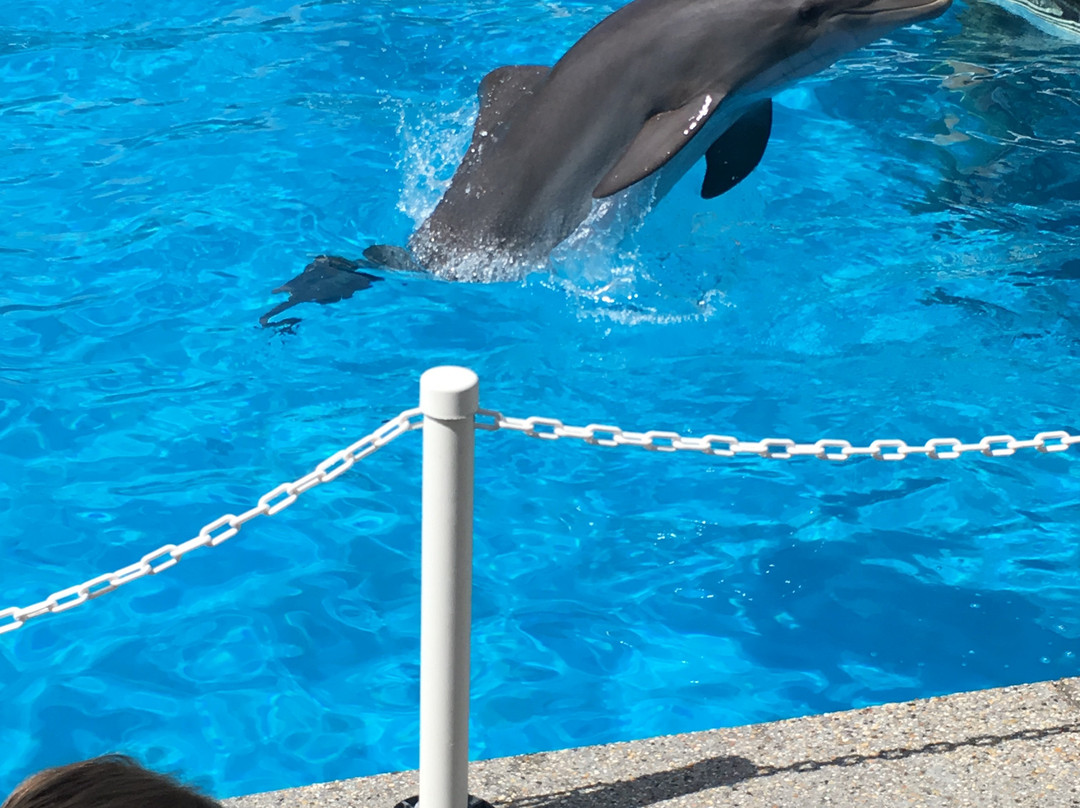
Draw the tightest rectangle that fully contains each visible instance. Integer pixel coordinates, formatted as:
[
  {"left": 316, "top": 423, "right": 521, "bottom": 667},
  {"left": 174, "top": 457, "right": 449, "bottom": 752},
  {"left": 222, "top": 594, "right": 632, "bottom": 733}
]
[{"left": 840, "top": 0, "right": 951, "bottom": 17}]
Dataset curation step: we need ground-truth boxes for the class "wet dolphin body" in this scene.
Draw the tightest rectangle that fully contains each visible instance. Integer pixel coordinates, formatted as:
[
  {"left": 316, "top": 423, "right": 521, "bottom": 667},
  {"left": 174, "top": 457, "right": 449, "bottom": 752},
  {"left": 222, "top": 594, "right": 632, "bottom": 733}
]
[{"left": 403, "top": 0, "right": 952, "bottom": 278}]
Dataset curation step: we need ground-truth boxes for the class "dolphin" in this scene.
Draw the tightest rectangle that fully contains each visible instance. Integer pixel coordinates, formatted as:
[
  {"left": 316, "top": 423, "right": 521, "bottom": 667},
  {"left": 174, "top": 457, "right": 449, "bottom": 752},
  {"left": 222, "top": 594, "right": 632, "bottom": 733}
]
[{"left": 398, "top": 0, "right": 952, "bottom": 278}]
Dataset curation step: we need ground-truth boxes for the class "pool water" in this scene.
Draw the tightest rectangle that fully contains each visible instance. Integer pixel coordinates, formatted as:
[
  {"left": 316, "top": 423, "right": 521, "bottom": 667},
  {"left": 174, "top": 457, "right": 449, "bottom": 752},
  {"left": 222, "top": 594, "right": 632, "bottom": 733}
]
[{"left": 2, "top": 0, "right": 1079, "bottom": 798}]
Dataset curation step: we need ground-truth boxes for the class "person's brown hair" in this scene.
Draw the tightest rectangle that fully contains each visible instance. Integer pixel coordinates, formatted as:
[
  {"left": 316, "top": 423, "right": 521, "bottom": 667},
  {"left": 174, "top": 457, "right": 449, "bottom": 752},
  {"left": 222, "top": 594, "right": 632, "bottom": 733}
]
[{"left": 2, "top": 755, "right": 220, "bottom": 808}]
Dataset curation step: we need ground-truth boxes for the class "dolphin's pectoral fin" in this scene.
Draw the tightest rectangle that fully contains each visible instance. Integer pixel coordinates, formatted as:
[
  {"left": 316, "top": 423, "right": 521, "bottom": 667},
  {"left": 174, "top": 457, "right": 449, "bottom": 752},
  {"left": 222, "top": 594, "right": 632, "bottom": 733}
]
[
  {"left": 593, "top": 91, "right": 725, "bottom": 199},
  {"left": 475, "top": 65, "right": 551, "bottom": 139},
  {"left": 701, "top": 100, "right": 773, "bottom": 199}
]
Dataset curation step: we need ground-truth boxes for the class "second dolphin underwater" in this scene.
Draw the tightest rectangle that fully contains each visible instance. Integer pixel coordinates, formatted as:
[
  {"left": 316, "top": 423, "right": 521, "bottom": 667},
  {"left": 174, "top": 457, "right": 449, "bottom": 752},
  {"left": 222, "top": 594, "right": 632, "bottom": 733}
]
[{"left": 263, "top": 0, "right": 953, "bottom": 323}]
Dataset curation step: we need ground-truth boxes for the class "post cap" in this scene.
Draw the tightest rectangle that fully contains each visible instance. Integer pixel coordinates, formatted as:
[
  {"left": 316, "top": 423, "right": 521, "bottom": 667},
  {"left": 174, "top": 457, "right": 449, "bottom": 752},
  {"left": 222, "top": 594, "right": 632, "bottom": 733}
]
[{"left": 420, "top": 366, "right": 479, "bottom": 420}]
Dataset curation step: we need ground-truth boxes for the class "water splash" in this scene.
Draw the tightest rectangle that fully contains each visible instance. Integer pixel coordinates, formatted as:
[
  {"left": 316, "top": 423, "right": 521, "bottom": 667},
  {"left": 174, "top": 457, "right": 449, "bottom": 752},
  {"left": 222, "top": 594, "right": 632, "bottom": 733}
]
[{"left": 388, "top": 97, "right": 730, "bottom": 317}]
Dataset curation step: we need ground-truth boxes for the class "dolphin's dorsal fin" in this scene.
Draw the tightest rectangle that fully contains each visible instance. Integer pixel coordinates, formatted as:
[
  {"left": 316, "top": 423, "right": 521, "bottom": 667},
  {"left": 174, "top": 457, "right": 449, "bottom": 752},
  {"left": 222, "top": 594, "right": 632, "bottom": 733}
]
[
  {"left": 701, "top": 99, "right": 772, "bottom": 199},
  {"left": 474, "top": 65, "right": 550, "bottom": 140},
  {"left": 593, "top": 91, "right": 725, "bottom": 199}
]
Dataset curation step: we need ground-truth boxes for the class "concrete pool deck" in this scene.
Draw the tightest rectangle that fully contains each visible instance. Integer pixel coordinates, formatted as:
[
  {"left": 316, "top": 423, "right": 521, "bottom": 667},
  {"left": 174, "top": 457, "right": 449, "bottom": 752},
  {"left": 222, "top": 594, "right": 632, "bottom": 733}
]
[{"left": 227, "top": 676, "right": 1080, "bottom": 808}]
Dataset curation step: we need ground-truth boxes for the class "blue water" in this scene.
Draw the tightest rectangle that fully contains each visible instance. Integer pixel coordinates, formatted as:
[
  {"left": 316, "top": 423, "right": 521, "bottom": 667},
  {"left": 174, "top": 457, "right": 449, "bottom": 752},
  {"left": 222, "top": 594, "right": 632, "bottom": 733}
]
[{"left": 2, "top": 0, "right": 1079, "bottom": 798}]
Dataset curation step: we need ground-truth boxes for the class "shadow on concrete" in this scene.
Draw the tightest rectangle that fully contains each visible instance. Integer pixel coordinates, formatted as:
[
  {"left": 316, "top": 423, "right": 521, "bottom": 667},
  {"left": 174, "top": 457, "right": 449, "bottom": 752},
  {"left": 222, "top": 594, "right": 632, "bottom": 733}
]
[
  {"left": 504, "top": 722, "right": 1080, "bottom": 807},
  {"left": 503, "top": 755, "right": 759, "bottom": 808}
]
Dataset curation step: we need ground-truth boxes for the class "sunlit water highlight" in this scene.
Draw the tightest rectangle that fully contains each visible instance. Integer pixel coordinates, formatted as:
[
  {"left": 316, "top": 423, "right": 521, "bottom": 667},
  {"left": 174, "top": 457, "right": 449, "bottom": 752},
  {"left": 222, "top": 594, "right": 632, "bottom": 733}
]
[{"left": 1, "top": 0, "right": 1078, "bottom": 798}]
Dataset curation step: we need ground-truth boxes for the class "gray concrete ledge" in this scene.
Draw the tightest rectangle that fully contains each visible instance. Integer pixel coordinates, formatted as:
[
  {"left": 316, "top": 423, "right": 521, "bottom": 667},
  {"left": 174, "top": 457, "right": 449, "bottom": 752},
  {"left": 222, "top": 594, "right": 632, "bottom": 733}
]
[{"left": 227, "top": 677, "right": 1080, "bottom": 808}]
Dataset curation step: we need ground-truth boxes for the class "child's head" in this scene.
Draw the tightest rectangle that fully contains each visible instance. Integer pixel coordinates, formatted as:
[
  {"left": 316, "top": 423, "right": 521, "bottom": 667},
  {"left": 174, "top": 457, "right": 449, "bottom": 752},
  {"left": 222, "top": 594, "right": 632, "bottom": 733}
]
[{"left": 2, "top": 756, "right": 220, "bottom": 808}]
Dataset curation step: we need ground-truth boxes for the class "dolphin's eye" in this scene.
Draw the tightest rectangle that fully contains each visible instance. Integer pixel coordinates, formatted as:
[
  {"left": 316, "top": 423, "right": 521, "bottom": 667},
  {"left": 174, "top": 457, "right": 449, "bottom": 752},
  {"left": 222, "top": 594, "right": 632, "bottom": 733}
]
[{"left": 798, "top": 1, "right": 827, "bottom": 24}]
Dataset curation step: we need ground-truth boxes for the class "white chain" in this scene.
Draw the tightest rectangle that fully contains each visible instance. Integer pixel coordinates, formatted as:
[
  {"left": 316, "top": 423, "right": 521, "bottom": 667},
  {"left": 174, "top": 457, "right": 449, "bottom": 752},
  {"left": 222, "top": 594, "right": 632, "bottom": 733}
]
[
  {"left": 5, "top": 404, "right": 1077, "bottom": 636},
  {"left": 475, "top": 410, "right": 1080, "bottom": 461},
  {"left": 0, "top": 408, "right": 423, "bottom": 636}
]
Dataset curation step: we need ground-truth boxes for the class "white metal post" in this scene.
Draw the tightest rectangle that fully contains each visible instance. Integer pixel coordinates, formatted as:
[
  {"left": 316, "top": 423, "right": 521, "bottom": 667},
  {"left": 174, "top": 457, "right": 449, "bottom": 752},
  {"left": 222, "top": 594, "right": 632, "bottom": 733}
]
[{"left": 418, "top": 366, "right": 479, "bottom": 808}]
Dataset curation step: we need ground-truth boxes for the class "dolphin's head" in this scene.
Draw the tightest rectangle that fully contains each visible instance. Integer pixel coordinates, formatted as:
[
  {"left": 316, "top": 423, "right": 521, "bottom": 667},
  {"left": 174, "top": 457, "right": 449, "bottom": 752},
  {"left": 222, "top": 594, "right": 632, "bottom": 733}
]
[{"left": 739, "top": 0, "right": 952, "bottom": 92}]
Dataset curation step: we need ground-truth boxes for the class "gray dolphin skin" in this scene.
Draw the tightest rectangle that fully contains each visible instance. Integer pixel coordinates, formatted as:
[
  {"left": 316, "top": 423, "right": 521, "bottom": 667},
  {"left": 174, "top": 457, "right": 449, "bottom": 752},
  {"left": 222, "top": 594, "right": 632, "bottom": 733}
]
[{"left": 404, "top": 0, "right": 952, "bottom": 278}]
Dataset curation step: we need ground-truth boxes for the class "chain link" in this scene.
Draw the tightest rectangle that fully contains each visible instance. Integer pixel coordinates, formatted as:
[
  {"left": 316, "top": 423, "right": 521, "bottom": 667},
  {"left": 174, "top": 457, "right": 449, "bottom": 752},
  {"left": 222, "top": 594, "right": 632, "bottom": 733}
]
[
  {"left": 476, "top": 410, "right": 1080, "bottom": 462},
  {"left": 0, "top": 408, "right": 423, "bottom": 636}
]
